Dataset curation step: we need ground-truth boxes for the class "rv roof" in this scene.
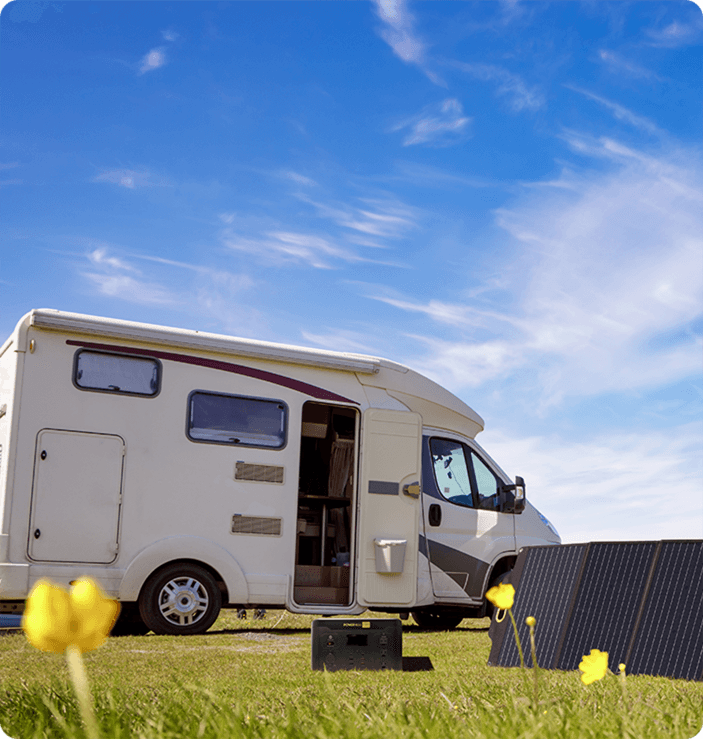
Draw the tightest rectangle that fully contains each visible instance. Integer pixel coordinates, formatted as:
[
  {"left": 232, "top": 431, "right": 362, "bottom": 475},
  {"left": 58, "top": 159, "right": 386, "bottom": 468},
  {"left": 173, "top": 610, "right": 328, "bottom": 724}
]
[
  {"left": 25, "top": 309, "right": 484, "bottom": 437},
  {"left": 28, "top": 309, "right": 383, "bottom": 374}
]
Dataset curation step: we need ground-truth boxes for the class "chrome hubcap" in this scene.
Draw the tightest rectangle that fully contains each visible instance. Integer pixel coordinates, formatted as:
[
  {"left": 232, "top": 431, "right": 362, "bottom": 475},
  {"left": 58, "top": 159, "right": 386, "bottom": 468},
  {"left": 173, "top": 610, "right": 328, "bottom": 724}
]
[{"left": 158, "top": 577, "right": 209, "bottom": 626}]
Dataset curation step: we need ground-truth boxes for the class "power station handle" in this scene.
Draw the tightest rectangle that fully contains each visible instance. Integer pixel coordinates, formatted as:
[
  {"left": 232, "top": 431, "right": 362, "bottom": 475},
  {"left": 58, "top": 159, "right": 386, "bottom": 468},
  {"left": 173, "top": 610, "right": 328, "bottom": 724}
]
[
  {"left": 402, "top": 481, "right": 420, "bottom": 498},
  {"left": 428, "top": 504, "right": 442, "bottom": 527}
]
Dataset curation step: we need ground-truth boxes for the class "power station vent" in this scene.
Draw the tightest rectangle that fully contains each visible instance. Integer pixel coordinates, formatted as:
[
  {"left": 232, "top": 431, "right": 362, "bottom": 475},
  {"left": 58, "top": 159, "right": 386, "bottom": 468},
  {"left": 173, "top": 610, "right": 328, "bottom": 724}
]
[
  {"left": 231, "top": 515, "right": 282, "bottom": 537},
  {"left": 235, "top": 462, "right": 284, "bottom": 484}
]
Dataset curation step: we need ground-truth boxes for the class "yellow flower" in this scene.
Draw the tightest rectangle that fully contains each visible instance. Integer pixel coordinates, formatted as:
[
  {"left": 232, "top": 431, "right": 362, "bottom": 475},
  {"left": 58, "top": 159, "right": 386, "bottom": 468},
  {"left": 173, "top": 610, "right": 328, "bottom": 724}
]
[
  {"left": 22, "top": 578, "right": 120, "bottom": 655},
  {"left": 485, "top": 582, "right": 515, "bottom": 610},
  {"left": 525, "top": 616, "right": 536, "bottom": 627},
  {"left": 579, "top": 648, "right": 609, "bottom": 685}
]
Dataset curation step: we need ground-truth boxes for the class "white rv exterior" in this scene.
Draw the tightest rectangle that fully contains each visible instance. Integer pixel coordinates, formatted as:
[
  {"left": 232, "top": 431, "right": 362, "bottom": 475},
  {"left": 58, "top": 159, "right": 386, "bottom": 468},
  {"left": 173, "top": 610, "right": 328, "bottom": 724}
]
[{"left": 0, "top": 309, "right": 560, "bottom": 635}]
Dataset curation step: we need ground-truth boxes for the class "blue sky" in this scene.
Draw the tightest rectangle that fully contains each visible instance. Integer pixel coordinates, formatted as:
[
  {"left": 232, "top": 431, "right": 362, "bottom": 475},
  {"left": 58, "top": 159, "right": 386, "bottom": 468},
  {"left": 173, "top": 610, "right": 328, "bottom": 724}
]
[{"left": 2, "top": 0, "right": 702, "bottom": 544}]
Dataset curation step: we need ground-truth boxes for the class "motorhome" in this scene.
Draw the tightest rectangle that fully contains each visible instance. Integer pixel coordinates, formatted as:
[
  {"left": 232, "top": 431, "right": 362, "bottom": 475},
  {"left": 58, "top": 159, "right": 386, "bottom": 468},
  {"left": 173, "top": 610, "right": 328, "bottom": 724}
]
[{"left": 0, "top": 310, "right": 560, "bottom": 635}]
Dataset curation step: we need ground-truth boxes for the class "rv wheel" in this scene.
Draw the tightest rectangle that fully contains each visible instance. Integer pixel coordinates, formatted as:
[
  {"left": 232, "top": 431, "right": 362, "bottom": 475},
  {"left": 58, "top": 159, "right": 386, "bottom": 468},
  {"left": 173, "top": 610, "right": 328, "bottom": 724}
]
[
  {"left": 139, "top": 563, "right": 222, "bottom": 636},
  {"left": 411, "top": 610, "right": 464, "bottom": 631}
]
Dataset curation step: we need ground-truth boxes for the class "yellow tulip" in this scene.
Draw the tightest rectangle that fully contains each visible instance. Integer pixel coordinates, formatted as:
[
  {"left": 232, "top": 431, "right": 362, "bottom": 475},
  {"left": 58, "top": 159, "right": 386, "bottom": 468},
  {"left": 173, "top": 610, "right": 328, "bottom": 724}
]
[
  {"left": 22, "top": 578, "right": 120, "bottom": 655},
  {"left": 579, "top": 648, "right": 609, "bottom": 685},
  {"left": 485, "top": 582, "right": 515, "bottom": 611}
]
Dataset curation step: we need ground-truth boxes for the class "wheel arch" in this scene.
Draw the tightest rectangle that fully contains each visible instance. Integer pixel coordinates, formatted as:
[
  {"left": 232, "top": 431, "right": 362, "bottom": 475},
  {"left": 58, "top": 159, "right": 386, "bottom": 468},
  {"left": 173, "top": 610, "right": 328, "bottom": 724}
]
[
  {"left": 484, "top": 554, "right": 517, "bottom": 595},
  {"left": 118, "top": 536, "right": 249, "bottom": 604}
]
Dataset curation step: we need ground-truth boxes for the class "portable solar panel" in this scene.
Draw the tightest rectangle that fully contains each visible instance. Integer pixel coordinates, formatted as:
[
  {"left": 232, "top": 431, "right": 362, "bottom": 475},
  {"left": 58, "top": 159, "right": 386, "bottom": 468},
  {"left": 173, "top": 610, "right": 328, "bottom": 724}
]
[
  {"left": 311, "top": 618, "right": 402, "bottom": 671},
  {"left": 487, "top": 540, "right": 703, "bottom": 681}
]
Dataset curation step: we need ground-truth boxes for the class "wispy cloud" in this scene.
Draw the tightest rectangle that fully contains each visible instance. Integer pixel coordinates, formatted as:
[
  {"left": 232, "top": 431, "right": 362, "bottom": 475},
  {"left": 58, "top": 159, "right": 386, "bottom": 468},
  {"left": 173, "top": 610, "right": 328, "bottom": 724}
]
[
  {"left": 481, "top": 424, "right": 703, "bottom": 543},
  {"left": 453, "top": 62, "right": 544, "bottom": 112},
  {"left": 645, "top": 19, "right": 702, "bottom": 48},
  {"left": 371, "top": 0, "right": 444, "bottom": 85},
  {"left": 88, "top": 246, "right": 139, "bottom": 273},
  {"left": 596, "top": 50, "right": 664, "bottom": 81},
  {"left": 221, "top": 229, "right": 360, "bottom": 270},
  {"left": 278, "top": 170, "right": 318, "bottom": 187},
  {"left": 162, "top": 29, "right": 179, "bottom": 42},
  {"left": 139, "top": 47, "right": 166, "bottom": 74},
  {"left": 366, "top": 138, "right": 703, "bottom": 407},
  {"left": 565, "top": 86, "right": 663, "bottom": 136},
  {"left": 92, "top": 168, "right": 163, "bottom": 189},
  {"left": 390, "top": 98, "right": 472, "bottom": 147},
  {"left": 83, "top": 273, "right": 174, "bottom": 305},
  {"left": 372, "top": 0, "right": 426, "bottom": 65},
  {"left": 295, "top": 193, "right": 419, "bottom": 241}
]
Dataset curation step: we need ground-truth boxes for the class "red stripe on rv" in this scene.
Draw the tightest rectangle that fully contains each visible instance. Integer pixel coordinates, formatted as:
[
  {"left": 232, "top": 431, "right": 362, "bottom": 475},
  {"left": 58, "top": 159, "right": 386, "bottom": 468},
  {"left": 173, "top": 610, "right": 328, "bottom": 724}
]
[{"left": 66, "top": 340, "right": 359, "bottom": 404}]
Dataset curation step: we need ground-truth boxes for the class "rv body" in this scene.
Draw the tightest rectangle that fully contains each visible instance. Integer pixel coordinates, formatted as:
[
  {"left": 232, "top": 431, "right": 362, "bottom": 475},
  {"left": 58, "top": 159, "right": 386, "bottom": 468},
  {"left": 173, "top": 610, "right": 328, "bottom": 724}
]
[{"left": 0, "top": 310, "right": 559, "bottom": 634}]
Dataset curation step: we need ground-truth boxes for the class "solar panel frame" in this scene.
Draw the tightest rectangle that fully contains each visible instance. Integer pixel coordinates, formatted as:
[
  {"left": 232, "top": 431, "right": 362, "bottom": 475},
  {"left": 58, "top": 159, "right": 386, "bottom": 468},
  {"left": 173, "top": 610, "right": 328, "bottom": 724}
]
[{"left": 626, "top": 540, "right": 703, "bottom": 681}]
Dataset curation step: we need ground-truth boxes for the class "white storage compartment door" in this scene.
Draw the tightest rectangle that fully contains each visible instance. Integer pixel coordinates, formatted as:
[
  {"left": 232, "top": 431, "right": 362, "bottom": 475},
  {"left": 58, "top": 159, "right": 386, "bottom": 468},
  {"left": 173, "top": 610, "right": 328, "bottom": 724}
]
[
  {"left": 357, "top": 409, "right": 422, "bottom": 607},
  {"left": 29, "top": 430, "right": 124, "bottom": 564}
]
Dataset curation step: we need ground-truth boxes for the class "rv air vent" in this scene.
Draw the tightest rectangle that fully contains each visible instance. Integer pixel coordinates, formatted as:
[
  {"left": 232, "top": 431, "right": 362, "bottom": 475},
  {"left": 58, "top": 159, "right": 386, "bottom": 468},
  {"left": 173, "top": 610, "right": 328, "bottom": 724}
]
[
  {"left": 235, "top": 462, "right": 284, "bottom": 484},
  {"left": 231, "top": 515, "right": 282, "bottom": 536}
]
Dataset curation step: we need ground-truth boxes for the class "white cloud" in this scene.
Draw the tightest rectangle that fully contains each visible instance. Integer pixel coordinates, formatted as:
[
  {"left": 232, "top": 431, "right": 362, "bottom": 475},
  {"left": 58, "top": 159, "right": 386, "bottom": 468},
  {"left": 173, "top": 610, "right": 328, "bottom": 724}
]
[
  {"left": 371, "top": 0, "right": 445, "bottom": 85},
  {"left": 596, "top": 50, "right": 664, "bottom": 81},
  {"left": 88, "top": 247, "right": 138, "bottom": 272},
  {"left": 565, "top": 86, "right": 662, "bottom": 136},
  {"left": 162, "top": 29, "right": 179, "bottom": 42},
  {"left": 454, "top": 62, "right": 544, "bottom": 112},
  {"left": 139, "top": 47, "right": 166, "bottom": 74},
  {"left": 92, "top": 169, "right": 160, "bottom": 189},
  {"left": 83, "top": 273, "right": 174, "bottom": 305},
  {"left": 391, "top": 98, "right": 472, "bottom": 147},
  {"left": 296, "top": 193, "right": 419, "bottom": 240},
  {"left": 373, "top": 0, "right": 426, "bottom": 65},
  {"left": 479, "top": 424, "right": 703, "bottom": 543},
  {"left": 645, "top": 19, "right": 702, "bottom": 48},
  {"left": 221, "top": 230, "right": 359, "bottom": 269},
  {"left": 368, "top": 138, "right": 703, "bottom": 407},
  {"left": 279, "top": 170, "right": 318, "bottom": 187}
]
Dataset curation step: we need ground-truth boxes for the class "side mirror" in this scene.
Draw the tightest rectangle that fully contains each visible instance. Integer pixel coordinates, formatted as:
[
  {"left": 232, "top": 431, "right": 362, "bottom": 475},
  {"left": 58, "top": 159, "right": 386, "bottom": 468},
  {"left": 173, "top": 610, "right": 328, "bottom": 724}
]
[{"left": 500, "top": 475, "right": 526, "bottom": 514}]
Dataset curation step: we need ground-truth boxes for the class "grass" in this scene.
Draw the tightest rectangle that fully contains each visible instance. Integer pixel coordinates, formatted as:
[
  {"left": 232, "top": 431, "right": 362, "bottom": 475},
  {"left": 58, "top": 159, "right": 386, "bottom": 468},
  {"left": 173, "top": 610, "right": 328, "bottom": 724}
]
[{"left": 0, "top": 610, "right": 701, "bottom": 738}]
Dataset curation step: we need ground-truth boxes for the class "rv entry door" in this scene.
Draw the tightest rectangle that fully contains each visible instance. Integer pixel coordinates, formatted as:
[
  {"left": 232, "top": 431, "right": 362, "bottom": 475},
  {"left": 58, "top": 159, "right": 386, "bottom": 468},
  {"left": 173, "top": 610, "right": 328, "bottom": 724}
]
[{"left": 357, "top": 409, "right": 422, "bottom": 608}]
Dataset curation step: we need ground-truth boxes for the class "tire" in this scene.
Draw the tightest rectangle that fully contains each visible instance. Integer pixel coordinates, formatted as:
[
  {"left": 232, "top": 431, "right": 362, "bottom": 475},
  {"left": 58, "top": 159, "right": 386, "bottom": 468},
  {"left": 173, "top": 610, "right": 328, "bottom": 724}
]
[
  {"left": 485, "top": 570, "right": 512, "bottom": 620},
  {"left": 111, "top": 603, "right": 151, "bottom": 637},
  {"left": 139, "top": 563, "right": 222, "bottom": 636},
  {"left": 411, "top": 610, "right": 464, "bottom": 631}
]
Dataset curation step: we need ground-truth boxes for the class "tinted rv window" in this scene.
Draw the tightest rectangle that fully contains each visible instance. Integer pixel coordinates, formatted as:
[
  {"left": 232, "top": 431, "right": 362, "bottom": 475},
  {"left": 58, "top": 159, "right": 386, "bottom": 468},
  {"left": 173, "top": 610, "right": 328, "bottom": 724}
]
[
  {"left": 188, "top": 391, "right": 287, "bottom": 449},
  {"left": 74, "top": 351, "right": 160, "bottom": 396}
]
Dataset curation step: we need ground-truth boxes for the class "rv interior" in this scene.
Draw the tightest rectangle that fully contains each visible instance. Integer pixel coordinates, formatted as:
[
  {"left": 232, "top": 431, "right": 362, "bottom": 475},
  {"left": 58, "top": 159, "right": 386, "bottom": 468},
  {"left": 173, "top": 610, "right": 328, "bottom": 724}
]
[{"left": 294, "top": 402, "right": 357, "bottom": 606}]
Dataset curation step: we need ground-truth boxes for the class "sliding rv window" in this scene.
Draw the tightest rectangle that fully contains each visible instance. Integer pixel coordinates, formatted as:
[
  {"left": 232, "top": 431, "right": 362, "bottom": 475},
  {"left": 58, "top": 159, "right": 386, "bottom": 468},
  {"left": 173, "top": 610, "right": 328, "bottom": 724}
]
[
  {"left": 73, "top": 350, "right": 161, "bottom": 397},
  {"left": 187, "top": 391, "right": 288, "bottom": 449}
]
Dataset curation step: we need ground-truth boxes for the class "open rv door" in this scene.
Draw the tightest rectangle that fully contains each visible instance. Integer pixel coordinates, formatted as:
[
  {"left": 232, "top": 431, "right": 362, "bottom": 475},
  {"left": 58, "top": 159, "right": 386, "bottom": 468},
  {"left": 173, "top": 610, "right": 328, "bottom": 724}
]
[{"left": 357, "top": 409, "right": 422, "bottom": 608}]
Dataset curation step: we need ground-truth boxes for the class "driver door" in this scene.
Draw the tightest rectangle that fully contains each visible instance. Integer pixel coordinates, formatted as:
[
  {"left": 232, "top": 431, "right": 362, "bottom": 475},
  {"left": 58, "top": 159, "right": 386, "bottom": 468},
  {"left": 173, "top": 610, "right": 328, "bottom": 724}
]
[{"left": 422, "top": 435, "right": 516, "bottom": 601}]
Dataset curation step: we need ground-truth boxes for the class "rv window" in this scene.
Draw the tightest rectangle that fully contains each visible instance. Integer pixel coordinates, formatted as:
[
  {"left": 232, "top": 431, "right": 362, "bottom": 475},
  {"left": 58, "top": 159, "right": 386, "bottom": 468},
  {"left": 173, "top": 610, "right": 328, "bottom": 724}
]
[
  {"left": 188, "top": 391, "right": 287, "bottom": 449},
  {"left": 74, "top": 351, "right": 160, "bottom": 396}
]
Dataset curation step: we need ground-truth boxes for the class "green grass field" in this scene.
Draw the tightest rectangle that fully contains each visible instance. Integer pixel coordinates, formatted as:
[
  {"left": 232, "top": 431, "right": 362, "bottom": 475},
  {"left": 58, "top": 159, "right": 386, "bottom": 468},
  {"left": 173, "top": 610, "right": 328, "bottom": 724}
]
[{"left": 0, "top": 611, "right": 701, "bottom": 739}]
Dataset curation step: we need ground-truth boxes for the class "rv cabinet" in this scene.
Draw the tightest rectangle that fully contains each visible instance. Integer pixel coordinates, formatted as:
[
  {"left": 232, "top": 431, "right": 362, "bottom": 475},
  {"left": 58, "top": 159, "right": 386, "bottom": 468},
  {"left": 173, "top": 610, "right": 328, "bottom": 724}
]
[{"left": 0, "top": 310, "right": 560, "bottom": 635}]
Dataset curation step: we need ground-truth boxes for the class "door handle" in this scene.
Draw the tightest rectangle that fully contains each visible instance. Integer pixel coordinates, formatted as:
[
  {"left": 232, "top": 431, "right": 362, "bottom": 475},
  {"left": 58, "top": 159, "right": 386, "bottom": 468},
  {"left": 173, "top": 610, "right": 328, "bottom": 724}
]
[
  {"left": 428, "top": 503, "right": 442, "bottom": 527},
  {"left": 402, "top": 481, "right": 420, "bottom": 498}
]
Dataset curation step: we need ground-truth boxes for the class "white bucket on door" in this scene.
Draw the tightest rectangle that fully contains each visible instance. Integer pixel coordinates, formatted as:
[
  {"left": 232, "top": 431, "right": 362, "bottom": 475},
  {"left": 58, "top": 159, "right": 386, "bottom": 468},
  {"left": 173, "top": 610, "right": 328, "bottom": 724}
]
[{"left": 374, "top": 538, "right": 407, "bottom": 574}]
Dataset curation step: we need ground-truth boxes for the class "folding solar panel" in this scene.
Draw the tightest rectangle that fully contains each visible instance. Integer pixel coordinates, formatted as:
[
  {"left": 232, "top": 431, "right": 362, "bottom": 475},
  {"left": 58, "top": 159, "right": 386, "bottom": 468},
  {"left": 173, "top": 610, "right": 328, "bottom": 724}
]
[{"left": 488, "top": 540, "right": 703, "bottom": 681}]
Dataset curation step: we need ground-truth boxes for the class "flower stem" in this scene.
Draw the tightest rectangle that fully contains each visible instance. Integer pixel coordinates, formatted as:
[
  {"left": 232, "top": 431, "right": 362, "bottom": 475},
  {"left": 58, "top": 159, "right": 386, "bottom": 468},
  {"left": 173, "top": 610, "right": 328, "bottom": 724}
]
[
  {"left": 528, "top": 622, "right": 540, "bottom": 710},
  {"left": 65, "top": 645, "right": 101, "bottom": 739},
  {"left": 507, "top": 609, "right": 525, "bottom": 669}
]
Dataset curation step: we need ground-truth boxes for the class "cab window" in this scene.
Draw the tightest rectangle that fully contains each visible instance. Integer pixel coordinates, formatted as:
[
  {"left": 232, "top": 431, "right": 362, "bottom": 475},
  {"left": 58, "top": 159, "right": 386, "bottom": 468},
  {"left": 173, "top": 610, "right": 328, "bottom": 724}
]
[
  {"left": 470, "top": 451, "right": 500, "bottom": 511},
  {"left": 430, "top": 438, "right": 475, "bottom": 508}
]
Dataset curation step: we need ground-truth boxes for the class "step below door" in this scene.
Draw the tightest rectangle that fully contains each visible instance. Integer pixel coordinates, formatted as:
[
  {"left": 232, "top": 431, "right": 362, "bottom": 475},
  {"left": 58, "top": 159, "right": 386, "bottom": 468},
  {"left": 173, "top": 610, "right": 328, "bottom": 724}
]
[{"left": 29, "top": 430, "right": 124, "bottom": 564}]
